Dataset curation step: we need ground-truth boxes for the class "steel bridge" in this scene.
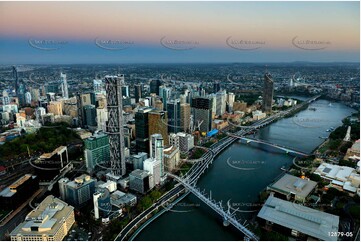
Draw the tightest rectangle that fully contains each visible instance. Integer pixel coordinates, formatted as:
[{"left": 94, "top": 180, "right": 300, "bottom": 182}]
[{"left": 166, "top": 173, "right": 259, "bottom": 240}]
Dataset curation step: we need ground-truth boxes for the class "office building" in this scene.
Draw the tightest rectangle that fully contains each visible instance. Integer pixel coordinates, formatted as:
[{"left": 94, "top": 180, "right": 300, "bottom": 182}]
[
  {"left": 132, "top": 152, "right": 148, "bottom": 170},
  {"left": 94, "top": 79, "right": 106, "bottom": 95},
  {"left": 159, "top": 85, "right": 171, "bottom": 108},
  {"left": 262, "top": 73, "right": 274, "bottom": 113},
  {"left": 134, "top": 84, "right": 142, "bottom": 103},
  {"left": 213, "top": 81, "right": 221, "bottom": 93},
  {"left": 148, "top": 110, "right": 169, "bottom": 146},
  {"left": 60, "top": 73, "right": 69, "bottom": 99},
  {"left": 96, "top": 107, "right": 108, "bottom": 131},
  {"left": 122, "top": 85, "right": 130, "bottom": 97},
  {"left": 180, "top": 103, "right": 191, "bottom": 133},
  {"left": 93, "top": 188, "right": 111, "bottom": 220},
  {"left": 10, "top": 195, "right": 75, "bottom": 241},
  {"left": 169, "top": 132, "right": 194, "bottom": 152},
  {"left": 83, "top": 104, "right": 97, "bottom": 127},
  {"left": 191, "top": 97, "right": 213, "bottom": 133},
  {"left": 105, "top": 75, "right": 126, "bottom": 177},
  {"left": 164, "top": 146, "right": 180, "bottom": 172},
  {"left": 167, "top": 99, "right": 181, "bottom": 133},
  {"left": 47, "top": 101, "right": 63, "bottom": 116},
  {"left": 135, "top": 107, "right": 153, "bottom": 153},
  {"left": 150, "top": 79, "right": 162, "bottom": 95},
  {"left": 58, "top": 174, "right": 96, "bottom": 207},
  {"left": 110, "top": 191, "right": 137, "bottom": 208},
  {"left": 143, "top": 158, "right": 161, "bottom": 188},
  {"left": 129, "top": 169, "right": 150, "bottom": 194},
  {"left": 24, "top": 92, "right": 31, "bottom": 104},
  {"left": 227, "top": 92, "right": 235, "bottom": 112},
  {"left": 84, "top": 131, "right": 110, "bottom": 173},
  {"left": 215, "top": 90, "right": 227, "bottom": 116}
]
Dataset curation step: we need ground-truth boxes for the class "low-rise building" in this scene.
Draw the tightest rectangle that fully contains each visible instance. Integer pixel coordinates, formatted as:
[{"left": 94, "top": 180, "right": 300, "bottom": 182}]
[
  {"left": 314, "top": 162, "right": 359, "bottom": 193},
  {"left": 129, "top": 169, "right": 150, "bottom": 194},
  {"left": 110, "top": 190, "right": 137, "bottom": 208},
  {"left": 257, "top": 195, "right": 339, "bottom": 241},
  {"left": 267, "top": 173, "right": 317, "bottom": 202},
  {"left": 10, "top": 195, "right": 75, "bottom": 241}
]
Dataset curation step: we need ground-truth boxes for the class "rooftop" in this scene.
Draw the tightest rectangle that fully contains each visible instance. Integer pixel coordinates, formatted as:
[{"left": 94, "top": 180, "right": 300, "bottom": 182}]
[
  {"left": 258, "top": 196, "right": 339, "bottom": 241},
  {"left": 40, "top": 146, "right": 67, "bottom": 159},
  {"left": 10, "top": 195, "right": 74, "bottom": 236},
  {"left": 9, "top": 174, "right": 32, "bottom": 190},
  {"left": 269, "top": 174, "right": 317, "bottom": 199},
  {"left": 110, "top": 191, "right": 136, "bottom": 208},
  {"left": 314, "top": 162, "right": 355, "bottom": 182},
  {"left": 130, "top": 169, "right": 149, "bottom": 179}
]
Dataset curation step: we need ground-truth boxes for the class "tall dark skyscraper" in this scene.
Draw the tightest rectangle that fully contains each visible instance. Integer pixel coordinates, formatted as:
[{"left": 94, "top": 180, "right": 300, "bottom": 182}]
[
  {"left": 167, "top": 99, "right": 181, "bottom": 133},
  {"left": 135, "top": 107, "right": 153, "bottom": 153},
  {"left": 134, "top": 84, "right": 142, "bottom": 103},
  {"left": 150, "top": 79, "right": 162, "bottom": 95},
  {"left": 191, "top": 97, "right": 213, "bottom": 133},
  {"left": 262, "top": 73, "right": 274, "bottom": 113},
  {"left": 105, "top": 75, "right": 126, "bottom": 177},
  {"left": 213, "top": 81, "right": 221, "bottom": 93},
  {"left": 12, "top": 66, "right": 18, "bottom": 96}
]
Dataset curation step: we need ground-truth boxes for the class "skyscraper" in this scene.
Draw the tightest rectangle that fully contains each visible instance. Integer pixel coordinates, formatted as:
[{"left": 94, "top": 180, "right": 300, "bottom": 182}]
[
  {"left": 105, "top": 75, "right": 126, "bottom": 177},
  {"left": 134, "top": 84, "right": 142, "bottom": 103},
  {"left": 84, "top": 131, "right": 110, "bottom": 173},
  {"left": 83, "top": 104, "right": 97, "bottom": 127},
  {"left": 167, "top": 99, "right": 181, "bottom": 133},
  {"left": 191, "top": 97, "right": 213, "bottom": 133},
  {"left": 60, "top": 72, "right": 69, "bottom": 99},
  {"left": 159, "top": 85, "right": 171, "bottom": 109},
  {"left": 149, "top": 110, "right": 169, "bottom": 146},
  {"left": 180, "top": 103, "right": 191, "bottom": 133},
  {"left": 262, "top": 73, "right": 274, "bottom": 113},
  {"left": 12, "top": 66, "right": 18, "bottom": 96},
  {"left": 135, "top": 107, "right": 153, "bottom": 153},
  {"left": 213, "top": 81, "right": 221, "bottom": 93},
  {"left": 150, "top": 79, "right": 162, "bottom": 95}
]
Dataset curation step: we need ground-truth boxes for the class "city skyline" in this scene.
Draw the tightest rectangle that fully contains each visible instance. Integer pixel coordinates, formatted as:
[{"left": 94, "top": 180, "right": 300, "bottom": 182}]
[{"left": 0, "top": 1, "right": 359, "bottom": 64}]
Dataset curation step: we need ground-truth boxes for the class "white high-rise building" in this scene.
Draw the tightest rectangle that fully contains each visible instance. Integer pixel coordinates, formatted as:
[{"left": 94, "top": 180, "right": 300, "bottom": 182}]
[
  {"left": 2, "top": 90, "right": 10, "bottom": 105},
  {"left": 25, "top": 91, "right": 32, "bottom": 104},
  {"left": 94, "top": 79, "right": 106, "bottom": 95},
  {"left": 215, "top": 90, "right": 227, "bottom": 116},
  {"left": 143, "top": 157, "right": 161, "bottom": 187},
  {"left": 150, "top": 134, "right": 164, "bottom": 176},
  {"left": 96, "top": 108, "right": 108, "bottom": 131},
  {"left": 227, "top": 92, "right": 235, "bottom": 111},
  {"left": 60, "top": 72, "right": 69, "bottom": 99}
]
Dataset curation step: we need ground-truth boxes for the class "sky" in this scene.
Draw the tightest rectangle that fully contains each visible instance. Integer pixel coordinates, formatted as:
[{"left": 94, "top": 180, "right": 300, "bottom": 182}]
[{"left": 0, "top": 1, "right": 359, "bottom": 64}]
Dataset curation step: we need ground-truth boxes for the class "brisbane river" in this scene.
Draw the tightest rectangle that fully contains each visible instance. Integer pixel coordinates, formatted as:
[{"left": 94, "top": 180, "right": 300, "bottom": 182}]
[{"left": 135, "top": 98, "right": 356, "bottom": 241}]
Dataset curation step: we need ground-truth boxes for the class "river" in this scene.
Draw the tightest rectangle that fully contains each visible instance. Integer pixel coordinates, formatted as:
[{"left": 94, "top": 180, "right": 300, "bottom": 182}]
[{"left": 135, "top": 99, "right": 355, "bottom": 241}]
